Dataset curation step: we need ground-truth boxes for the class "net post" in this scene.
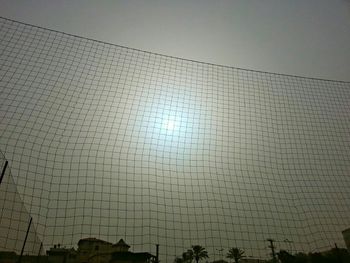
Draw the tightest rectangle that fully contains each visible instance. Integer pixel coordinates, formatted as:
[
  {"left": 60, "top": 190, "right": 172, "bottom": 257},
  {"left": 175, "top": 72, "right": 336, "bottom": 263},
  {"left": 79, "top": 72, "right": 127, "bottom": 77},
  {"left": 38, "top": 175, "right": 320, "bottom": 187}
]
[
  {"left": 156, "top": 244, "right": 159, "bottom": 263},
  {"left": 36, "top": 242, "right": 43, "bottom": 263},
  {"left": 17, "top": 217, "right": 33, "bottom": 263},
  {"left": 0, "top": 160, "right": 8, "bottom": 185}
]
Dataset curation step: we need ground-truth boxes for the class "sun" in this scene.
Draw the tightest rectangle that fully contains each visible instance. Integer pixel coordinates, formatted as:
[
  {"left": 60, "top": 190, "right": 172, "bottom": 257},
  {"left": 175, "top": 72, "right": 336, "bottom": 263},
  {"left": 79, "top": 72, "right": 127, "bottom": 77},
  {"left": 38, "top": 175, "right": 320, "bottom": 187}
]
[
  {"left": 164, "top": 119, "right": 176, "bottom": 131},
  {"left": 140, "top": 93, "right": 203, "bottom": 152}
]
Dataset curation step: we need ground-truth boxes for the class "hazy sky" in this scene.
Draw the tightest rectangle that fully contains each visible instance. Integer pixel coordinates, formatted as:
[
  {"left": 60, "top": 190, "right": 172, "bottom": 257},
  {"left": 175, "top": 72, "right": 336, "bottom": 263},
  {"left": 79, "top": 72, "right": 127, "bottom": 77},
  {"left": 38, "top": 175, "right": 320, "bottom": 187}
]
[
  {"left": 1, "top": 2, "right": 350, "bottom": 262},
  {"left": 0, "top": 0, "right": 349, "bottom": 81},
  {"left": 1, "top": 16, "right": 349, "bottom": 261}
]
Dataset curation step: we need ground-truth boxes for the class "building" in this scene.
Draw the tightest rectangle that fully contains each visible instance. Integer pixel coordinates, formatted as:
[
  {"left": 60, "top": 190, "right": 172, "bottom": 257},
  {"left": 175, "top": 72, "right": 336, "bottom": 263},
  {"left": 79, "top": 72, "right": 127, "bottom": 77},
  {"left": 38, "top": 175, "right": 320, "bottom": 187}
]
[
  {"left": 47, "top": 245, "right": 77, "bottom": 263},
  {"left": 77, "top": 238, "right": 155, "bottom": 263},
  {"left": 78, "top": 238, "right": 115, "bottom": 263},
  {"left": 109, "top": 239, "right": 154, "bottom": 263},
  {"left": 109, "top": 251, "right": 154, "bottom": 263},
  {"left": 0, "top": 238, "right": 154, "bottom": 263}
]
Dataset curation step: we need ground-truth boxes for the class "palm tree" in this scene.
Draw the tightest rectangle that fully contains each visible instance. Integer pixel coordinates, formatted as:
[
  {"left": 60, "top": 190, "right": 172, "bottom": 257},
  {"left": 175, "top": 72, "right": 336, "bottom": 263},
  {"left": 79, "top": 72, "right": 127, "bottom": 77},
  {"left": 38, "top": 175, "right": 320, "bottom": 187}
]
[
  {"left": 191, "top": 245, "right": 209, "bottom": 263},
  {"left": 226, "top": 247, "right": 245, "bottom": 263}
]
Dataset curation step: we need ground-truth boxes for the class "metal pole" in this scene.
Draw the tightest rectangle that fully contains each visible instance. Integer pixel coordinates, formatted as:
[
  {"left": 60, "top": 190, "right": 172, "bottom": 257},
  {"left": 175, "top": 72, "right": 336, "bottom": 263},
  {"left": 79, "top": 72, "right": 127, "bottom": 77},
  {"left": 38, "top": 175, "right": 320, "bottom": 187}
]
[
  {"left": 36, "top": 242, "right": 43, "bottom": 263},
  {"left": 17, "top": 217, "right": 32, "bottom": 263},
  {"left": 335, "top": 243, "right": 342, "bottom": 263},
  {"left": 0, "top": 160, "right": 8, "bottom": 185},
  {"left": 156, "top": 244, "right": 159, "bottom": 263},
  {"left": 267, "top": 239, "right": 277, "bottom": 263}
]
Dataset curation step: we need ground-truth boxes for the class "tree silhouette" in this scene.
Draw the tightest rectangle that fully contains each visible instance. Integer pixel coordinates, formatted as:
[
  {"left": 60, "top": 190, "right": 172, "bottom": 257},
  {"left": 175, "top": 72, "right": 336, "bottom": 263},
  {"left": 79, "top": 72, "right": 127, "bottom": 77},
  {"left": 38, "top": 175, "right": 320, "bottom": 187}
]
[
  {"left": 183, "top": 249, "right": 194, "bottom": 263},
  {"left": 294, "top": 252, "right": 308, "bottom": 263},
  {"left": 174, "top": 256, "right": 185, "bottom": 263},
  {"left": 308, "top": 252, "right": 327, "bottom": 263},
  {"left": 277, "top": 250, "right": 295, "bottom": 263},
  {"left": 191, "top": 245, "right": 209, "bottom": 263},
  {"left": 226, "top": 247, "right": 245, "bottom": 263}
]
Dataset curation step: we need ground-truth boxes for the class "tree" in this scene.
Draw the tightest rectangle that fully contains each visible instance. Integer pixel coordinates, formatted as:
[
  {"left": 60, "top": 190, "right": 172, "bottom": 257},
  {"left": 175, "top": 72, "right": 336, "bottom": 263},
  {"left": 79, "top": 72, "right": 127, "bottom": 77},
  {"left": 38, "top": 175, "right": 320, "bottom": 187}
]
[
  {"left": 226, "top": 247, "right": 245, "bottom": 263},
  {"left": 191, "top": 245, "right": 209, "bottom": 263},
  {"left": 174, "top": 250, "right": 194, "bottom": 263},
  {"left": 325, "top": 247, "right": 350, "bottom": 263},
  {"left": 277, "top": 250, "right": 295, "bottom": 263},
  {"left": 211, "top": 260, "right": 228, "bottom": 263},
  {"left": 294, "top": 252, "right": 308, "bottom": 263},
  {"left": 174, "top": 257, "right": 184, "bottom": 263},
  {"left": 183, "top": 249, "right": 194, "bottom": 263},
  {"left": 308, "top": 252, "right": 327, "bottom": 263}
]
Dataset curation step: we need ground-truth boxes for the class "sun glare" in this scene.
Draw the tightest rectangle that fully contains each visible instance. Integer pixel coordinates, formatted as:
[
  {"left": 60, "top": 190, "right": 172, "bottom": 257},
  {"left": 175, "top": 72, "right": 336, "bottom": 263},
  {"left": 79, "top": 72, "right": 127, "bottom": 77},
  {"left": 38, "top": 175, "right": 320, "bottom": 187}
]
[{"left": 164, "top": 120, "right": 176, "bottom": 131}]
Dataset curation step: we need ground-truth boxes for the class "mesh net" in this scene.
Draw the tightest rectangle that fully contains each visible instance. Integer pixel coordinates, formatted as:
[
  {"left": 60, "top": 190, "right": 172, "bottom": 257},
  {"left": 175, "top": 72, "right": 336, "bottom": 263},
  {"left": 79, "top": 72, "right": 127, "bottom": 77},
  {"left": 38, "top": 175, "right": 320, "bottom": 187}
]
[
  {"left": 0, "top": 154, "right": 43, "bottom": 255},
  {"left": 0, "top": 17, "right": 350, "bottom": 262}
]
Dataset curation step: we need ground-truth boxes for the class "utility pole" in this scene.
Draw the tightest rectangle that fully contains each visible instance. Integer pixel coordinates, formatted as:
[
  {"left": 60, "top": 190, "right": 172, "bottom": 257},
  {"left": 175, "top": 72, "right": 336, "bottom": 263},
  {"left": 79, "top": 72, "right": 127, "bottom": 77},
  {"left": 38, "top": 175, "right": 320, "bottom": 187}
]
[{"left": 267, "top": 239, "right": 277, "bottom": 263}]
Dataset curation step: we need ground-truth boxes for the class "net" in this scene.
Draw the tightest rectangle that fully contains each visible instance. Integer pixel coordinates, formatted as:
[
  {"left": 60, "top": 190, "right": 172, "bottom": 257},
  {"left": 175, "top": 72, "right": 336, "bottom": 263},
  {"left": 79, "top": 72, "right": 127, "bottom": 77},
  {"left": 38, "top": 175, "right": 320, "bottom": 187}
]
[
  {"left": 0, "top": 153, "right": 42, "bottom": 255},
  {"left": 0, "top": 17, "right": 350, "bottom": 262}
]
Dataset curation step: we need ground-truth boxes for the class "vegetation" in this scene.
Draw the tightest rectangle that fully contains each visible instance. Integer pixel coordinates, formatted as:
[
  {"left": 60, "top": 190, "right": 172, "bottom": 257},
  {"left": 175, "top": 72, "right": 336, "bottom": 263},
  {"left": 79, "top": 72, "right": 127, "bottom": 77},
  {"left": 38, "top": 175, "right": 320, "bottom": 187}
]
[
  {"left": 274, "top": 248, "right": 350, "bottom": 263},
  {"left": 174, "top": 249, "right": 194, "bottom": 263},
  {"left": 174, "top": 245, "right": 350, "bottom": 263},
  {"left": 175, "top": 246, "right": 208, "bottom": 263},
  {"left": 226, "top": 247, "right": 245, "bottom": 263},
  {"left": 211, "top": 260, "right": 228, "bottom": 263},
  {"left": 191, "top": 245, "right": 209, "bottom": 263},
  {"left": 183, "top": 249, "right": 194, "bottom": 263}
]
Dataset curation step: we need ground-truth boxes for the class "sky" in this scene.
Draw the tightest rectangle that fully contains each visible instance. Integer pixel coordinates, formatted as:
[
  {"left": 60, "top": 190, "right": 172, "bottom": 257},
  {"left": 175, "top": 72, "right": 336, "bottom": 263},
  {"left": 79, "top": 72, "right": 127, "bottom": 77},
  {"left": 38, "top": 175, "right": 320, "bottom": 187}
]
[
  {"left": 0, "top": 2, "right": 350, "bottom": 262},
  {"left": 0, "top": 0, "right": 349, "bottom": 82}
]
